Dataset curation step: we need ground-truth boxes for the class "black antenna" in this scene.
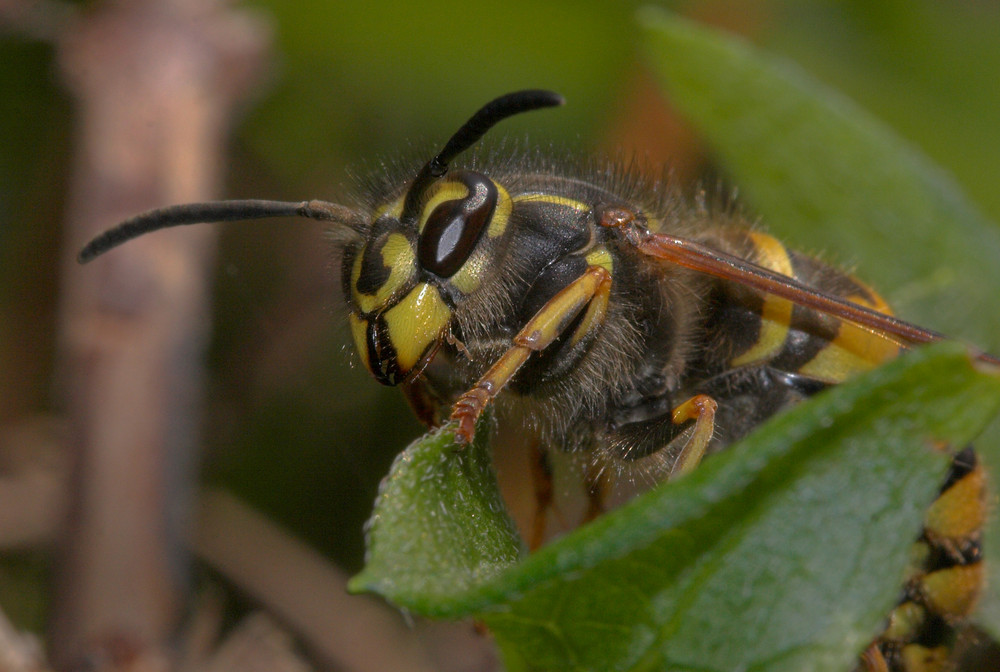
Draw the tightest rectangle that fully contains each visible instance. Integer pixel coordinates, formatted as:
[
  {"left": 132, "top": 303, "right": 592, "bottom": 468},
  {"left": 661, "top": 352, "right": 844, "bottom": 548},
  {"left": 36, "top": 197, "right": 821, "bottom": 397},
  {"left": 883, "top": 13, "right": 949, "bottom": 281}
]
[
  {"left": 79, "top": 90, "right": 565, "bottom": 263},
  {"left": 78, "top": 199, "right": 364, "bottom": 264},
  {"left": 402, "top": 89, "right": 565, "bottom": 220}
]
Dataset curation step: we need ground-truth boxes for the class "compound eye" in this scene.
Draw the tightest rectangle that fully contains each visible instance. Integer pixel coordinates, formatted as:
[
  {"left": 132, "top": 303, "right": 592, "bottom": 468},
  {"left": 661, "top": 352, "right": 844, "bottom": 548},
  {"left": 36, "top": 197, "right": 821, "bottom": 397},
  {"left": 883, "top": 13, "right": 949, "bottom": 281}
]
[{"left": 417, "top": 171, "right": 497, "bottom": 277}]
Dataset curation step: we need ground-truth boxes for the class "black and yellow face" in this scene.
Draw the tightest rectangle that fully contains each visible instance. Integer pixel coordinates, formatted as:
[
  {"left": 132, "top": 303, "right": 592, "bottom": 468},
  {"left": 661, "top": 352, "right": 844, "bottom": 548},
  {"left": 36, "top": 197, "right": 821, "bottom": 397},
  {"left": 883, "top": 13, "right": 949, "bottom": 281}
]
[{"left": 344, "top": 169, "right": 513, "bottom": 385}]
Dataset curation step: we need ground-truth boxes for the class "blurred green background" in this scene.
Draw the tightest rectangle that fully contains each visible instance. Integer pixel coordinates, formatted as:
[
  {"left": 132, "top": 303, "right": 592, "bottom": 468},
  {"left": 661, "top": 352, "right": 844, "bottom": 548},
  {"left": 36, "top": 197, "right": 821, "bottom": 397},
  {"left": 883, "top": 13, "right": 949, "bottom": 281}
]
[{"left": 1, "top": 0, "right": 999, "bottom": 637}]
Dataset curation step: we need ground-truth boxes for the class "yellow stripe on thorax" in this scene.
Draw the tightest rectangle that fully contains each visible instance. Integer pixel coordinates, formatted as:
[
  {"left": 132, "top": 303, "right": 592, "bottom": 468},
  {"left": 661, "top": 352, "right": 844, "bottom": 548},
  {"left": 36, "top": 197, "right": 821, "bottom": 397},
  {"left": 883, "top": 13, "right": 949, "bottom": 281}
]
[
  {"left": 731, "top": 231, "right": 795, "bottom": 366},
  {"left": 513, "top": 193, "right": 591, "bottom": 211}
]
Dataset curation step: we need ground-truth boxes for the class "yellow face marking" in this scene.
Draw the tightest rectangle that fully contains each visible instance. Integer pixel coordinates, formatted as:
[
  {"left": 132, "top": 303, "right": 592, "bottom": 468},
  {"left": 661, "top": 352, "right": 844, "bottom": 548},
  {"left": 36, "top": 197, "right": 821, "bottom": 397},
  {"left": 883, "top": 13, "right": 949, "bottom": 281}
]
[
  {"left": 418, "top": 181, "right": 469, "bottom": 234},
  {"left": 352, "top": 233, "right": 416, "bottom": 315},
  {"left": 486, "top": 183, "right": 513, "bottom": 238},
  {"left": 513, "top": 193, "right": 591, "bottom": 211},
  {"left": 798, "top": 291, "right": 901, "bottom": 382},
  {"left": 348, "top": 313, "right": 370, "bottom": 373},
  {"left": 382, "top": 283, "right": 451, "bottom": 372},
  {"left": 732, "top": 232, "right": 794, "bottom": 366}
]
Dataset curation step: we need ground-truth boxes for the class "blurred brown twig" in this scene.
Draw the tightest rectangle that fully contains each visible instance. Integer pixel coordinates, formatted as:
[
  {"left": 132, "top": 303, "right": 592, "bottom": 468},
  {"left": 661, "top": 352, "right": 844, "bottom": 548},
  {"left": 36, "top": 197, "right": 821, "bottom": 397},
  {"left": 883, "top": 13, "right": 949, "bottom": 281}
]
[{"left": 50, "top": 0, "right": 269, "bottom": 667}]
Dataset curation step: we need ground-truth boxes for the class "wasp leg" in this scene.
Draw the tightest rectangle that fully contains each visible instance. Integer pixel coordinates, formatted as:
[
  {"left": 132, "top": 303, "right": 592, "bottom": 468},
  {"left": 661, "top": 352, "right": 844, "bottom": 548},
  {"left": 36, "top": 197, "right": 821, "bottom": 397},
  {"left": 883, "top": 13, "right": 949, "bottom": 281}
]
[
  {"left": 859, "top": 644, "right": 889, "bottom": 672},
  {"left": 450, "top": 265, "right": 612, "bottom": 442},
  {"left": 669, "top": 394, "right": 718, "bottom": 477},
  {"left": 601, "top": 393, "right": 718, "bottom": 482}
]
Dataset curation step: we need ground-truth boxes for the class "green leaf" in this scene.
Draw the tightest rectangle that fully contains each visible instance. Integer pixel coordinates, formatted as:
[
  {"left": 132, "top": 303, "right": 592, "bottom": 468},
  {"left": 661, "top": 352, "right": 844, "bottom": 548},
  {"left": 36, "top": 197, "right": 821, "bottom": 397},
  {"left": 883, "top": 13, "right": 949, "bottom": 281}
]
[
  {"left": 347, "top": 415, "right": 523, "bottom": 613},
  {"left": 637, "top": 7, "right": 1000, "bottom": 642},
  {"left": 354, "top": 343, "right": 1000, "bottom": 671},
  {"left": 760, "top": 2, "right": 1000, "bottom": 223}
]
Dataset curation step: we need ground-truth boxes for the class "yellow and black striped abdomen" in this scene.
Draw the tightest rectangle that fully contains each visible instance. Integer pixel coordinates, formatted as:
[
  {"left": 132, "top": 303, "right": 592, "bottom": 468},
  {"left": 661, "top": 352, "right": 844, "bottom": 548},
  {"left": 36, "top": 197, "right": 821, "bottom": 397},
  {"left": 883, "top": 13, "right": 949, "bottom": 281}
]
[
  {"left": 865, "top": 445, "right": 986, "bottom": 672},
  {"left": 714, "top": 230, "right": 900, "bottom": 383}
]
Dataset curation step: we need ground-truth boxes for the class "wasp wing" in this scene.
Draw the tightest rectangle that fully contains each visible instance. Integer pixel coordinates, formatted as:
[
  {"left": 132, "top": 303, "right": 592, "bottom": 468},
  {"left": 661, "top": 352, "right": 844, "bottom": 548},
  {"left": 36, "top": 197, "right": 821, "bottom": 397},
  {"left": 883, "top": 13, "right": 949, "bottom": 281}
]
[{"left": 635, "top": 231, "right": 1000, "bottom": 366}]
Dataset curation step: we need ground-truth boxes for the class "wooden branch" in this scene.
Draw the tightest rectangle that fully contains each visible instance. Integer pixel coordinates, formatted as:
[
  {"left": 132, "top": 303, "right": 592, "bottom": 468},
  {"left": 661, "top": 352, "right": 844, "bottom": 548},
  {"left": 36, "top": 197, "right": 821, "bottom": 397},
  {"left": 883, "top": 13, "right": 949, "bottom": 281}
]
[
  {"left": 0, "top": 418, "right": 67, "bottom": 550},
  {"left": 193, "top": 489, "right": 441, "bottom": 672},
  {"left": 51, "top": 1, "right": 269, "bottom": 668},
  {"left": 188, "top": 613, "right": 312, "bottom": 672},
  {"left": 0, "top": 603, "right": 46, "bottom": 672},
  {"left": 0, "top": 457, "right": 495, "bottom": 672}
]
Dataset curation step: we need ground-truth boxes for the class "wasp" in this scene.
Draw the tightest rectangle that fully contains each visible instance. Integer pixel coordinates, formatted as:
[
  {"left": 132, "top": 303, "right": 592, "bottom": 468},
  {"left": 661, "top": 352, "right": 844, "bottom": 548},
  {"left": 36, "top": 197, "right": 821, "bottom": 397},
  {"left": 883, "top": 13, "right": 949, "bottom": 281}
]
[{"left": 79, "top": 90, "right": 994, "bottom": 672}]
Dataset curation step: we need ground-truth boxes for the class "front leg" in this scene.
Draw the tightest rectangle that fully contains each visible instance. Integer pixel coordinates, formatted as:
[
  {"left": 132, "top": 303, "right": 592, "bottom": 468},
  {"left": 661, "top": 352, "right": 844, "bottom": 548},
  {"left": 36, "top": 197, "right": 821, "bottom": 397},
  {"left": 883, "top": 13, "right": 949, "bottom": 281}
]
[{"left": 450, "top": 264, "right": 612, "bottom": 442}]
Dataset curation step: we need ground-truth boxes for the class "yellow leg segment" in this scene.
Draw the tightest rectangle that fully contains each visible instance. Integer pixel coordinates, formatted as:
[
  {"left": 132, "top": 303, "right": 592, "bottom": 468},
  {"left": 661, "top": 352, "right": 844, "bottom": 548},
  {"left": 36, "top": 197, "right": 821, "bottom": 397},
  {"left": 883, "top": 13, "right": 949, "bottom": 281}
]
[
  {"left": 669, "top": 394, "right": 718, "bottom": 478},
  {"left": 450, "top": 265, "right": 612, "bottom": 442}
]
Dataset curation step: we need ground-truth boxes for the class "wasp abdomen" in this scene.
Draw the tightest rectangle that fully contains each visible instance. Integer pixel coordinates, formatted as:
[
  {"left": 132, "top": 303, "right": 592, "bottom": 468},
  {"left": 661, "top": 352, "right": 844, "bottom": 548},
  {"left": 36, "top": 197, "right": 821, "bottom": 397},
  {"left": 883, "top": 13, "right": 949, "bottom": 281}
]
[
  {"left": 698, "top": 228, "right": 900, "bottom": 386},
  {"left": 861, "top": 447, "right": 985, "bottom": 672}
]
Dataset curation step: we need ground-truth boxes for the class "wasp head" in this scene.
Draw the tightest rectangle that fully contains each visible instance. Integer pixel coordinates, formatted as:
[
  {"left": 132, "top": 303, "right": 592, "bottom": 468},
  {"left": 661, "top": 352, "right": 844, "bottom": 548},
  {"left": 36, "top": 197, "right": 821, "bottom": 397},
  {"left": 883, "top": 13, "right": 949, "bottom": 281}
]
[{"left": 344, "top": 168, "right": 515, "bottom": 385}]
